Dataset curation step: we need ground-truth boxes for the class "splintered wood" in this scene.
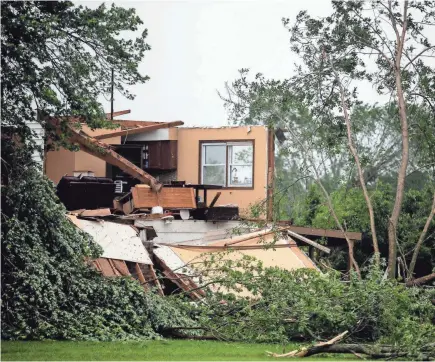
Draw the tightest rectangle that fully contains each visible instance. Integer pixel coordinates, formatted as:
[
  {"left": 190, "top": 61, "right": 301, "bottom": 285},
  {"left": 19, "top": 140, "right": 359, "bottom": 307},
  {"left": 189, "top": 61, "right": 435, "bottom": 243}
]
[{"left": 132, "top": 185, "right": 196, "bottom": 209}]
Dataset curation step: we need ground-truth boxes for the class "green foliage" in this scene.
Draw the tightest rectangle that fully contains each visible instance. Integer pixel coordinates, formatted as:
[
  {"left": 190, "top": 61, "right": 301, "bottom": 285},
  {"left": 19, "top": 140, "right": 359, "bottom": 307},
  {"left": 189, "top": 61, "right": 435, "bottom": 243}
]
[
  {"left": 1, "top": 145, "right": 194, "bottom": 340},
  {"left": 193, "top": 257, "right": 434, "bottom": 355},
  {"left": 1, "top": 0, "right": 150, "bottom": 147},
  {"left": 291, "top": 183, "right": 435, "bottom": 276}
]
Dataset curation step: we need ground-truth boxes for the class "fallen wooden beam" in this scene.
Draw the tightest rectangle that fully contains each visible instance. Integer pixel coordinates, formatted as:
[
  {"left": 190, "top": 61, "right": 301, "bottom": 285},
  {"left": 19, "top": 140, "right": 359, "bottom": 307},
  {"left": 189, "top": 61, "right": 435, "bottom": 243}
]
[
  {"left": 106, "top": 109, "right": 131, "bottom": 119},
  {"left": 48, "top": 118, "right": 162, "bottom": 192},
  {"left": 68, "top": 127, "right": 162, "bottom": 192},
  {"left": 94, "top": 121, "right": 184, "bottom": 140},
  {"left": 287, "top": 230, "right": 331, "bottom": 254},
  {"left": 209, "top": 192, "right": 222, "bottom": 208}
]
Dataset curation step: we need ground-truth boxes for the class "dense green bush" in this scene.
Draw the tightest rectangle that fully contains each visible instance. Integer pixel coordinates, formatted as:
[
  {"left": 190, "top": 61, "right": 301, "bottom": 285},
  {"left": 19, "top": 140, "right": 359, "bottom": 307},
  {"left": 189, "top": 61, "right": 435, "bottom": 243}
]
[
  {"left": 291, "top": 183, "right": 435, "bottom": 276},
  {"left": 1, "top": 147, "right": 194, "bottom": 340},
  {"left": 193, "top": 256, "right": 434, "bottom": 351}
]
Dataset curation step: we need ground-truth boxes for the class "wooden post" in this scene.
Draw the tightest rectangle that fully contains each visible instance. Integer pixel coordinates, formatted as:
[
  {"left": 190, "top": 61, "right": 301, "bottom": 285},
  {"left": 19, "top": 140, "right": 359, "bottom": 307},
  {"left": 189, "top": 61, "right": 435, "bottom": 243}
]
[
  {"left": 266, "top": 127, "right": 275, "bottom": 221},
  {"left": 309, "top": 246, "right": 315, "bottom": 260},
  {"left": 347, "top": 239, "right": 355, "bottom": 272}
]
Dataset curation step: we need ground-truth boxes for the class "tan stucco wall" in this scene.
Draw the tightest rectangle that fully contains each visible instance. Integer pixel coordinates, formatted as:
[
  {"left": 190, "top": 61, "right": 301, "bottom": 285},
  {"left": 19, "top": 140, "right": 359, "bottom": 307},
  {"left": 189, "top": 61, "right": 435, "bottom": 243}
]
[
  {"left": 45, "top": 147, "right": 76, "bottom": 184},
  {"left": 44, "top": 127, "right": 121, "bottom": 183},
  {"left": 176, "top": 126, "right": 268, "bottom": 214}
]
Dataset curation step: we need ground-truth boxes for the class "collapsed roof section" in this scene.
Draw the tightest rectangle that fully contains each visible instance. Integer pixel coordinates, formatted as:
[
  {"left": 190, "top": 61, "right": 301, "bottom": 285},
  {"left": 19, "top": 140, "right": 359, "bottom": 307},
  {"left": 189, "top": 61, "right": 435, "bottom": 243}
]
[{"left": 47, "top": 114, "right": 184, "bottom": 192}]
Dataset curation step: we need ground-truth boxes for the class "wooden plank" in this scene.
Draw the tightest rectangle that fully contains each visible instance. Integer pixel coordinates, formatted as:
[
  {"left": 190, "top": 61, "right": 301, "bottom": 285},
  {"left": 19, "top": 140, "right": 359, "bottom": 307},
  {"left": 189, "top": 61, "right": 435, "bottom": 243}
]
[
  {"left": 105, "top": 109, "right": 131, "bottom": 119},
  {"left": 149, "top": 264, "right": 164, "bottom": 296},
  {"left": 111, "top": 259, "right": 131, "bottom": 276},
  {"left": 284, "top": 225, "right": 362, "bottom": 241},
  {"left": 287, "top": 230, "right": 331, "bottom": 254},
  {"left": 94, "top": 121, "right": 184, "bottom": 140},
  {"left": 266, "top": 128, "right": 275, "bottom": 221},
  {"left": 51, "top": 119, "right": 162, "bottom": 192},
  {"left": 132, "top": 186, "right": 196, "bottom": 209},
  {"left": 209, "top": 192, "right": 222, "bottom": 208},
  {"left": 243, "top": 220, "right": 363, "bottom": 241},
  {"left": 80, "top": 208, "right": 111, "bottom": 217}
]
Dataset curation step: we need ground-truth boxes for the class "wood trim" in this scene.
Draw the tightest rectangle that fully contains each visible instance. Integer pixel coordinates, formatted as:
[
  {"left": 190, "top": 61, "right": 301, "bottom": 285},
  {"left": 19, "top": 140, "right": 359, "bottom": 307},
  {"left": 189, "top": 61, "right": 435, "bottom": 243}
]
[
  {"left": 267, "top": 128, "right": 275, "bottom": 221},
  {"left": 198, "top": 139, "right": 255, "bottom": 190},
  {"left": 94, "top": 121, "right": 184, "bottom": 140},
  {"left": 105, "top": 109, "right": 131, "bottom": 119}
]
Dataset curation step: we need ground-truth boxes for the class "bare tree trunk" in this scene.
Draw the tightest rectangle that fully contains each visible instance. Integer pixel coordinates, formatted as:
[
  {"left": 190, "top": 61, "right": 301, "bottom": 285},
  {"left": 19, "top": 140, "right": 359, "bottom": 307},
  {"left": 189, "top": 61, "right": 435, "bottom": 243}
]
[
  {"left": 406, "top": 272, "right": 435, "bottom": 286},
  {"left": 331, "top": 62, "right": 380, "bottom": 265},
  {"left": 408, "top": 191, "right": 435, "bottom": 278},
  {"left": 274, "top": 110, "right": 361, "bottom": 276},
  {"left": 316, "top": 180, "right": 361, "bottom": 276},
  {"left": 387, "top": 0, "right": 409, "bottom": 279}
]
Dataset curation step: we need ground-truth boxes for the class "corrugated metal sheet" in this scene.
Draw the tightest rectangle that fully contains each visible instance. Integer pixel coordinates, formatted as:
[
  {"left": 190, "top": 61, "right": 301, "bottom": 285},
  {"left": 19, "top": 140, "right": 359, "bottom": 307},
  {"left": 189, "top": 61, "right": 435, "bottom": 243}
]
[{"left": 68, "top": 216, "right": 152, "bottom": 264}]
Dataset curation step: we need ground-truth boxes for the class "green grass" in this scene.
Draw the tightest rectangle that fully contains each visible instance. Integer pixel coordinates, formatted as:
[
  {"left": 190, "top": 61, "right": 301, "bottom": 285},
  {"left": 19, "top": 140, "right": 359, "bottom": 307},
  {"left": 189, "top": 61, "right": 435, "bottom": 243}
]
[{"left": 1, "top": 340, "right": 356, "bottom": 361}]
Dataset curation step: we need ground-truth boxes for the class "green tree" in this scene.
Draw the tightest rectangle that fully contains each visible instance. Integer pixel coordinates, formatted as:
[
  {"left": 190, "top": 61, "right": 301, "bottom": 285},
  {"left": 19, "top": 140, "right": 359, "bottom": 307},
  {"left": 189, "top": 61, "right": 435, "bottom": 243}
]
[
  {"left": 1, "top": 0, "right": 150, "bottom": 147},
  {"left": 222, "top": 0, "right": 435, "bottom": 278}
]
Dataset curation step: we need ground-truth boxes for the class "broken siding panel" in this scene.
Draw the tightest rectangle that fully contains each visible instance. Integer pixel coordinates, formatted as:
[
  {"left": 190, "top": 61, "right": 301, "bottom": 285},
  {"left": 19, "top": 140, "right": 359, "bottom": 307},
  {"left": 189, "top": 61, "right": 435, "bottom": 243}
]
[
  {"left": 154, "top": 245, "right": 194, "bottom": 276},
  {"left": 134, "top": 220, "right": 247, "bottom": 244},
  {"left": 68, "top": 216, "right": 152, "bottom": 264}
]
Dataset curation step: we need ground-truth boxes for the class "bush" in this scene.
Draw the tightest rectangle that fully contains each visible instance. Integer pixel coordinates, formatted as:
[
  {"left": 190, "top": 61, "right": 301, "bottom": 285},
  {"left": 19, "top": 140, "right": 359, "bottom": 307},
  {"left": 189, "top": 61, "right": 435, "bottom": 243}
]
[{"left": 194, "top": 256, "right": 435, "bottom": 349}]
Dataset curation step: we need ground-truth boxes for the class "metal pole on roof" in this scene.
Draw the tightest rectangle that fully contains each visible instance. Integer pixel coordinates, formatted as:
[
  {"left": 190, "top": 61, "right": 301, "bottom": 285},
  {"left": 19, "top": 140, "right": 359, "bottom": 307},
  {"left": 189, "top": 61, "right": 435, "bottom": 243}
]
[{"left": 110, "top": 68, "right": 114, "bottom": 120}]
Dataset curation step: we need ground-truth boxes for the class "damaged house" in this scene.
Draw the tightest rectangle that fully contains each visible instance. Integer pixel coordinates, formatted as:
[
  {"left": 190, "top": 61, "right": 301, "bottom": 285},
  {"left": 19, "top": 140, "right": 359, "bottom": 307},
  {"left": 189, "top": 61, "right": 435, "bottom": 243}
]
[{"left": 40, "top": 111, "right": 361, "bottom": 299}]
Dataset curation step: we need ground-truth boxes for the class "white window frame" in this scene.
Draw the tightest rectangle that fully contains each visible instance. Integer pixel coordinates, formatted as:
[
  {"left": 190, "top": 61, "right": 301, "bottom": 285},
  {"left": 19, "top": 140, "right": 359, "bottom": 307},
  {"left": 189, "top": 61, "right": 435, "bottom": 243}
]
[
  {"left": 201, "top": 141, "right": 254, "bottom": 188},
  {"left": 201, "top": 143, "right": 227, "bottom": 186},
  {"left": 227, "top": 142, "right": 253, "bottom": 187}
]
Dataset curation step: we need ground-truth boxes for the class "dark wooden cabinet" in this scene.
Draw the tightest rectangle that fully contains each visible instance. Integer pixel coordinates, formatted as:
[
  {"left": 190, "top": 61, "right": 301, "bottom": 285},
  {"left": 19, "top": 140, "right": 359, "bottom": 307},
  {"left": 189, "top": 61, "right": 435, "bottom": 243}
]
[{"left": 143, "top": 140, "right": 177, "bottom": 170}]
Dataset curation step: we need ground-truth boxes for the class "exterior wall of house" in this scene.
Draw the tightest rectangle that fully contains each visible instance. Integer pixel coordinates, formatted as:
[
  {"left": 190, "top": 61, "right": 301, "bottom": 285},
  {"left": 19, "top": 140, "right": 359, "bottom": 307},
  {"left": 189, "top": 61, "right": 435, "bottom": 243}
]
[
  {"left": 176, "top": 125, "right": 269, "bottom": 214},
  {"left": 45, "top": 124, "right": 121, "bottom": 184},
  {"left": 45, "top": 147, "right": 76, "bottom": 184}
]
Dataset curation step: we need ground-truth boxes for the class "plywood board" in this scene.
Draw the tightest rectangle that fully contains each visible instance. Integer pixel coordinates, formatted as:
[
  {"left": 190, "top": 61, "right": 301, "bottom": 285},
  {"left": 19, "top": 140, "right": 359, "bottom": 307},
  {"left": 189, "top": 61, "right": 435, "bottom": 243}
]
[
  {"left": 132, "top": 186, "right": 196, "bottom": 209},
  {"left": 68, "top": 216, "right": 152, "bottom": 264}
]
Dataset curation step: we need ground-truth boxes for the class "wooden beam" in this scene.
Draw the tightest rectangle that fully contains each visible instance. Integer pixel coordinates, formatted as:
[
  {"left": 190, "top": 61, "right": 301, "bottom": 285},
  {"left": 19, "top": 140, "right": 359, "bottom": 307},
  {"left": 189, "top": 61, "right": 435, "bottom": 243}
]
[
  {"left": 279, "top": 224, "right": 362, "bottom": 241},
  {"left": 94, "top": 120, "right": 184, "bottom": 139},
  {"left": 208, "top": 192, "right": 221, "bottom": 207},
  {"left": 54, "top": 120, "right": 163, "bottom": 192},
  {"left": 266, "top": 127, "right": 275, "bottom": 221},
  {"left": 106, "top": 109, "right": 131, "bottom": 119},
  {"left": 287, "top": 230, "right": 331, "bottom": 254}
]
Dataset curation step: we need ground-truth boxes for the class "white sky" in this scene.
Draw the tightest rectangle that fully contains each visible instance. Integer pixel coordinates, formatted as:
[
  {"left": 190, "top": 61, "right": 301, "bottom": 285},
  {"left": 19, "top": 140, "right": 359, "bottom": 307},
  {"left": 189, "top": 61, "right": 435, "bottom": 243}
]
[
  {"left": 81, "top": 1, "right": 434, "bottom": 127},
  {"left": 79, "top": 0, "right": 336, "bottom": 126}
]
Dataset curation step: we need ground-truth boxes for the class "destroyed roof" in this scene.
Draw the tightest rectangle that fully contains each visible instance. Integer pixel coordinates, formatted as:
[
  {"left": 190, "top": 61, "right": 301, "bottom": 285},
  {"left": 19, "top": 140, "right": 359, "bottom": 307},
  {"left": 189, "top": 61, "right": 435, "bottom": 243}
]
[
  {"left": 167, "top": 229, "right": 317, "bottom": 271},
  {"left": 68, "top": 215, "right": 152, "bottom": 265}
]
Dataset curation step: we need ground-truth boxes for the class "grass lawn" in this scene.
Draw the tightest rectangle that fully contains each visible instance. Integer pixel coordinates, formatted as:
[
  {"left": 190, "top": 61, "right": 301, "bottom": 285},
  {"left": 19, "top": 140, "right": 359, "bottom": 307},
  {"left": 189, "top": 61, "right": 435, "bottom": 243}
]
[{"left": 1, "top": 340, "right": 356, "bottom": 361}]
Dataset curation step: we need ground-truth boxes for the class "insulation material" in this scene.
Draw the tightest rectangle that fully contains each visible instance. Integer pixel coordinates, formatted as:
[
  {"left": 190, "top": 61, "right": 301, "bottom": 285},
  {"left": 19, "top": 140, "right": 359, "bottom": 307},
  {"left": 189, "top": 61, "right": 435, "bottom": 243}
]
[
  {"left": 68, "top": 215, "right": 152, "bottom": 264},
  {"left": 132, "top": 185, "right": 196, "bottom": 209}
]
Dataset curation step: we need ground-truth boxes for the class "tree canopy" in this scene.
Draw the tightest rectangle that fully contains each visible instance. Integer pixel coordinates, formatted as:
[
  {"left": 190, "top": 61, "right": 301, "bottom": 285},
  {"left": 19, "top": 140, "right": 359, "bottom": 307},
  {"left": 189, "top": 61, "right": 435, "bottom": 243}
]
[{"left": 1, "top": 0, "right": 150, "bottom": 144}]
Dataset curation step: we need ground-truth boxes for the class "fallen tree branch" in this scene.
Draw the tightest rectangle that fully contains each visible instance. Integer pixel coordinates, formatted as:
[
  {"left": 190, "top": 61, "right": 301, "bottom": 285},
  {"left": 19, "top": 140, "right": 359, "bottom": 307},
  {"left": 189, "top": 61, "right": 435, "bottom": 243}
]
[{"left": 267, "top": 330, "right": 348, "bottom": 357}]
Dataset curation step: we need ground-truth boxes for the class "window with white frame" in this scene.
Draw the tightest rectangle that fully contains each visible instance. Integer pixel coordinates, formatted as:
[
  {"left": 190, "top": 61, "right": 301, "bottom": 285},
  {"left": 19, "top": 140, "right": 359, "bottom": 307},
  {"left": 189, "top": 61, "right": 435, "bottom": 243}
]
[{"left": 201, "top": 141, "right": 253, "bottom": 187}]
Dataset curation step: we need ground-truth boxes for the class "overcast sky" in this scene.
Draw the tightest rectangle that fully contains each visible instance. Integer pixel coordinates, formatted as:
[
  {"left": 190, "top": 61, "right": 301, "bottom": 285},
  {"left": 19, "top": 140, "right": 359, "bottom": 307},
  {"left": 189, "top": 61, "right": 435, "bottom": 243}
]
[{"left": 77, "top": 0, "right": 339, "bottom": 126}]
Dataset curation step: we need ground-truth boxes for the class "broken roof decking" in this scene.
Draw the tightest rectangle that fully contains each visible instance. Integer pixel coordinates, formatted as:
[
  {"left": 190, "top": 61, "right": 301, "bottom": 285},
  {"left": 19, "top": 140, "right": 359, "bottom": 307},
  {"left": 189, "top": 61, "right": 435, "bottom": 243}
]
[
  {"left": 93, "top": 120, "right": 184, "bottom": 140},
  {"left": 68, "top": 216, "right": 152, "bottom": 265},
  {"left": 158, "top": 230, "right": 317, "bottom": 298},
  {"left": 166, "top": 229, "right": 317, "bottom": 272}
]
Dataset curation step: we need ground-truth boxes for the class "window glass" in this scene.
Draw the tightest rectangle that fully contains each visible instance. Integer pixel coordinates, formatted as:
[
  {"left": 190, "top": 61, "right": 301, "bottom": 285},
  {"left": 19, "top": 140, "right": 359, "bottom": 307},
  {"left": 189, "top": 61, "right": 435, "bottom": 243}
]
[
  {"left": 230, "top": 145, "right": 253, "bottom": 164},
  {"left": 204, "top": 145, "right": 226, "bottom": 164},
  {"left": 201, "top": 142, "right": 254, "bottom": 187},
  {"left": 203, "top": 165, "right": 226, "bottom": 186},
  {"left": 229, "top": 165, "right": 253, "bottom": 187}
]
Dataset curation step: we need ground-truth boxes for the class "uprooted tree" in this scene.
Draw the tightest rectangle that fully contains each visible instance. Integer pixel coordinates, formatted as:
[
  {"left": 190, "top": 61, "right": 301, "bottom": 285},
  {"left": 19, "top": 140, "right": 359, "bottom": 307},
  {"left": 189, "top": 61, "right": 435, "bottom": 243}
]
[
  {"left": 0, "top": 0, "right": 196, "bottom": 340},
  {"left": 221, "top": 0, "right": 435, "bottom": 279}
]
